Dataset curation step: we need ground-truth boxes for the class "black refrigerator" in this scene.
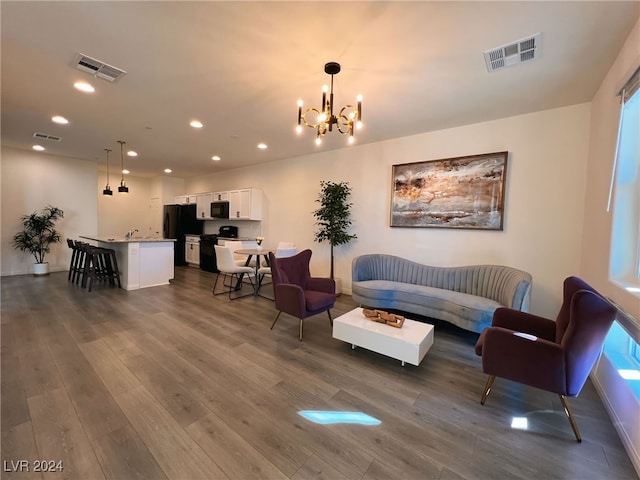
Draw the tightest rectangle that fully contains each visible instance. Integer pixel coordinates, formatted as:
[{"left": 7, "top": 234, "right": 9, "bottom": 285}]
[{"left": 163, "top": 204, "right": 203, "bottom": 266}]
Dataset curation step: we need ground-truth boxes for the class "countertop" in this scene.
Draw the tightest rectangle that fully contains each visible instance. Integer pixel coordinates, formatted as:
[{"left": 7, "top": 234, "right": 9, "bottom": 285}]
[
  {"left": 80, "top": 235, "right": 176, "bottom": 243},
  {"left": 217, "top": 237, "right": 254, "bottom": 241}
]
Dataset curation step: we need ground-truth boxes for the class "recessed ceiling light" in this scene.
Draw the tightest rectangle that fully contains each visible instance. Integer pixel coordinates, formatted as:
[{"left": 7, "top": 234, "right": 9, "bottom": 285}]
[
  {"left": 122, "top": 169, "right": 130, "bottom": 175},
  {"left": 164, "top": 168, "right": 172, "bottom": 173},
  {"left": 127, "top": 150, "right": 137, "bottom": 157},
  {"left": 32, "top": 145, "right": 45, "bottom": 151},
  {"left": 190, "top": 120, "right": 204, "bottom": 129},
  {"left": 211, "top": 155, "right": 221, "bottom": 161},
  {"left": 73, "top": 81, "right": 95, "bottom": 93},
  {"left": 51, "top": 115, "right": 69, "bottom": 125},
  {"left": 257, "top": 143, "right": 267, "bottom": 150}
]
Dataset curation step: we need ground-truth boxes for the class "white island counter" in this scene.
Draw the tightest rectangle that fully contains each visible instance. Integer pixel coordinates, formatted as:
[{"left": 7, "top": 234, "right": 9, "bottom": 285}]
[{"left": 80, "top": 236, "right": 176, "bottom": 291}]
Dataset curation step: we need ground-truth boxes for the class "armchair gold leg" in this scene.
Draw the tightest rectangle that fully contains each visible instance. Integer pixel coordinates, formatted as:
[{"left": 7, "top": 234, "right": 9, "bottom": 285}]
[
  {"left": 327, "top": 310, "right": 333, "bottom": 326},
  {"left": 299, "top": 319, "right": 303, "bottom": 341},
  {"left": 559, "top": 395, "right": 582, "bottom": 442},
  {"left": 480, "top": 375, "right": 496, "bottom": 405}
]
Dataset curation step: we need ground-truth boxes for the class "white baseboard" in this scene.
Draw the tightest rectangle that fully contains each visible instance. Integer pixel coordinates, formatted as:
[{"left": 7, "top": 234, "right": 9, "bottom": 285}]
[{"left": 591, "top": 360, "right": 640, "bottom": 477}]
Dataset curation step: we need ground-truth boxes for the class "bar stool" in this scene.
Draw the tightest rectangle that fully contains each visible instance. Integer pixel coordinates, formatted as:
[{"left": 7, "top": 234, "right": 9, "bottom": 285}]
[
  {"left": 74, "top": 242, "right": 91, "bottom": 286},
  {"left": 79, "top": 245, "right": 121, "bottom": 292},
  {"left": 66, "top": 239, "right": 80, "bottom": 282}
]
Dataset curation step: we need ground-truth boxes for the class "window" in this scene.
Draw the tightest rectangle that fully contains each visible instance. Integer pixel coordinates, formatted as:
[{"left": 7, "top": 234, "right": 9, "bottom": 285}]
[
  {"left": 603, "top": 321, "right": 640, "bottom": 399},
  {"left": 604, "top": 67, "right": 640, "bottom": 399},
  {"left": 609, "top": 67, "right": 640, "bottom": 293},
  {"left": 632, "top": 340, "right": 640, "bottom": 364}
]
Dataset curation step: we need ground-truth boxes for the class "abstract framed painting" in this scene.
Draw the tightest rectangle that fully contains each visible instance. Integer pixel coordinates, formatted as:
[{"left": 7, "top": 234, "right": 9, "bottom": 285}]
[{"left": 390, "top": 151, "right": 508, "bottom": 230}]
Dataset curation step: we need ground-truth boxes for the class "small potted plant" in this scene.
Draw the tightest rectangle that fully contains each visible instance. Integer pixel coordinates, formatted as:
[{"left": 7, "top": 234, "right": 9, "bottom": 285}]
[
  {"left": 12, "top": 205, "right": 64, "bottom": 275},
  {"left": 313, "top": 180, "right": 357, "bottom": 294}
]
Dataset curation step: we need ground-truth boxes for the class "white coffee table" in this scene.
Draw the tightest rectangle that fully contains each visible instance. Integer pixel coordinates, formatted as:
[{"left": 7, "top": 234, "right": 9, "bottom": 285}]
[{"left": 333, "top": 308, "right": 434, "bottom": 366}]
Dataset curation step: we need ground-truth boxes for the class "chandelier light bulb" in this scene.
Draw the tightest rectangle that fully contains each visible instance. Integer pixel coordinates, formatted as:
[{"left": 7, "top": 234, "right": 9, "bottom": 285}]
[
  {"left": 296, "top": 125, "right": 303, "bottom": 134},
  {"left": 315, "top": 137, "right": 322, "bottom": 146},
  {"left": 348, "top": 136, "right": 355, "bottom": 144},
  {"left": 297, "top": 99, "right": 303, "bottom": 107}
]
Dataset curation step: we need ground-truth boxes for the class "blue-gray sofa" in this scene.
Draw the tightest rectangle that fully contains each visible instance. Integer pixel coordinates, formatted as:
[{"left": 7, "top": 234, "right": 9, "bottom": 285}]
[{"left": 351, "top": 254, "right": 532, "bottom": 333}]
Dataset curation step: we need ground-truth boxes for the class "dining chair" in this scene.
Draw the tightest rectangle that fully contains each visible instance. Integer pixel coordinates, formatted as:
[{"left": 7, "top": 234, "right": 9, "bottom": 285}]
[
  {"left": 224, "top": 240, "right": 258, "bottom": 267},
  {"left": 212, "top": 245, "right": 255, "bottom": 299}
]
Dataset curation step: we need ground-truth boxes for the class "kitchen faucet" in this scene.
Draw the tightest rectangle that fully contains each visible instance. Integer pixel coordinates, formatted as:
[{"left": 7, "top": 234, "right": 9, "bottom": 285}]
[{"left": 125, "top": 228, "right": 139, "bottom": 240}]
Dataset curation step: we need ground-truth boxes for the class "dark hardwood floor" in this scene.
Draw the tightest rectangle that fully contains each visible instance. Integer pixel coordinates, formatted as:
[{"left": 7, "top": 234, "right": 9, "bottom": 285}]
[{"left": 1, "top": 267, "right": 637, "bottom": 480}]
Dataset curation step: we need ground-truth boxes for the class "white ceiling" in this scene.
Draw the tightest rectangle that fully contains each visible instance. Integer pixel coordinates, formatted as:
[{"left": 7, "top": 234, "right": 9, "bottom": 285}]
[{"left": 2, "top": 1, "right": 638, "bottom": 178}]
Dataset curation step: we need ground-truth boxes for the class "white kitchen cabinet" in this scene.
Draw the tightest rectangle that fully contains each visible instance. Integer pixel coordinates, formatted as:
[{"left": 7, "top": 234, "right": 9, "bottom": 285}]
[
  {"left": 228, "top": 188, "right": 262, "bottom": 220},
  {"left": 175, "top": 194, "right": 199, "bottom": 205},
  {"left": 212, "top": 191, "right": 229, "bottom": 202},
  {"left": 185, "top": 241, "right": 200, "bottom": 265},
  {"left": 196, "top": 192, "right": 213, "bottom": 219}
]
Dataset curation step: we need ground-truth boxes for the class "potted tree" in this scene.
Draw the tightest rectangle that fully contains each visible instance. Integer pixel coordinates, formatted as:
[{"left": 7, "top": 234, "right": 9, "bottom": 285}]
[
  {"left": 12, "top": 205, "right": 64, "bottom": 275},
  {"left": 313, "top": 180, "right": 357, "bottom": 294}
]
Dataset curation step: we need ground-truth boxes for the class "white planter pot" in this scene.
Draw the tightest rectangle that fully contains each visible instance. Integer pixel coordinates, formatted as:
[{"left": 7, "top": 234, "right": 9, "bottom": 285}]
[{"left": 33, "top": 262, "right": 50, "bottom": 276}]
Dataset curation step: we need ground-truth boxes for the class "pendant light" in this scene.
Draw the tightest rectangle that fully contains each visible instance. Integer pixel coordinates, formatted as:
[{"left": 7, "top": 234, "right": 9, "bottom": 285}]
[
  {"left": 117, "top": 140, "right": 129, "bottom": 194},
  {"left": 102, "top": 148, "right": 113, "bottom": 195}
]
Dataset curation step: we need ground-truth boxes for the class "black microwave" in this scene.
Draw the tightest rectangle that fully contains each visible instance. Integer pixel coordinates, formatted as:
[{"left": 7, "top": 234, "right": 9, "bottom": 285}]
[{"left": 210, "top": 201, "right": 230, "bottom": 219}]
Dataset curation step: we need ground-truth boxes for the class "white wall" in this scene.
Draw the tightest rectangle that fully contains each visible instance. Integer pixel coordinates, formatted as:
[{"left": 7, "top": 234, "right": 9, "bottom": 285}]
[
  {"left": 582, "top": 17, "right": 640, "bottom": 475},
  {"left": 186, "top": 103, "right": 592, "bottom": 319},
  {"left": 1, "top": 146, "right": 98, "bottom": 275}
]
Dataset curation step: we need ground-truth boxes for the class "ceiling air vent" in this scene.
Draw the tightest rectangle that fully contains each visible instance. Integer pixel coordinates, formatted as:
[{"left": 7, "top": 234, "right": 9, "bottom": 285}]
[
  {"left": 484, "top": 33, "right": 541, "bottom": 73},
  {"left": 33, "top": 132, "right": 62, "bottom": 142},
  {"left": 72, "top": 53, "right": 127, "bottom": 83}
]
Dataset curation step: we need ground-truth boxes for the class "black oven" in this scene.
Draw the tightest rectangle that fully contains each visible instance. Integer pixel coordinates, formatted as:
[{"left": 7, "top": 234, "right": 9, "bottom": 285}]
[
  {"left": 210, "top": 201, "right": 229, "bottom": 219},
  {"left": 199, "top": 234, "right": 219, "bottom": 272}
]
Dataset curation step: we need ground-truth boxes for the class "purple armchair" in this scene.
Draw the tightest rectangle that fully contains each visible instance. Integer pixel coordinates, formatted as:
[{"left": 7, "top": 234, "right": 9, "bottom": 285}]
[
  {"left": 269, "top": 249, "right": 336, "bottom": 341},
  {"left": 474, "top": 276, "right": 617, "bottom": 441}
]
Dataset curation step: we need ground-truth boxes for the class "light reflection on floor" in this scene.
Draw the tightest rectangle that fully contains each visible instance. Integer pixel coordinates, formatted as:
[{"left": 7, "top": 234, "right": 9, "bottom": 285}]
[{"left": 298, "top": 411, "right": 381, "bottom": 425}]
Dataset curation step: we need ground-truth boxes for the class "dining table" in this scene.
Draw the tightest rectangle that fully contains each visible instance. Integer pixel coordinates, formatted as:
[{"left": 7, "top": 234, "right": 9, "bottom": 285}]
[{"left": 235, "top": 247, "right": 274, "bottom": 296}]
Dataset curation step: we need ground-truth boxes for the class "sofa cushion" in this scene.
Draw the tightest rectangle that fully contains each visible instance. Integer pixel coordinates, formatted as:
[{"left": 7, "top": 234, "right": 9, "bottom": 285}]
[{"left": 353, "top": 280, "right": 502, "bottom": 332}]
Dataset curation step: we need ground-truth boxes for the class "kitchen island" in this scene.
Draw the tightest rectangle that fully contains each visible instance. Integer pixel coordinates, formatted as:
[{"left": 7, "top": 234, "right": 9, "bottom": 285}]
[{"left": 80, "top": 236, "right": 176, "bottom": 291}]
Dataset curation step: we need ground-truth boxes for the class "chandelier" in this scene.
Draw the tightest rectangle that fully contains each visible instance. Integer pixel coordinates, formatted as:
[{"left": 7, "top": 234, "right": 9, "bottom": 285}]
[{"left": 296, "top": 62, "right": 362, "bottom": 145}]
